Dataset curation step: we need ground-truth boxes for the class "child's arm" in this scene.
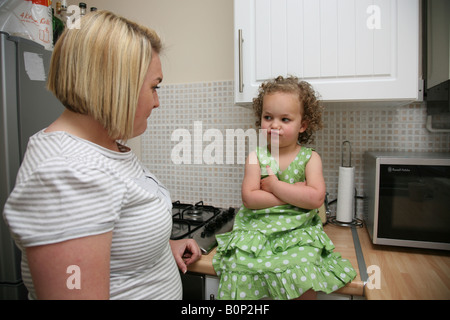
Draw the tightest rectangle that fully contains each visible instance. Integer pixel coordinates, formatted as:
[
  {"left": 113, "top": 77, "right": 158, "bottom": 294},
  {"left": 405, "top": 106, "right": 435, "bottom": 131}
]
[
  {"left": 241, "top": 151, "right": 286, "bottom": 209},
  {"left": 260, "top": 151, "right": 326, "bottom": 210}
]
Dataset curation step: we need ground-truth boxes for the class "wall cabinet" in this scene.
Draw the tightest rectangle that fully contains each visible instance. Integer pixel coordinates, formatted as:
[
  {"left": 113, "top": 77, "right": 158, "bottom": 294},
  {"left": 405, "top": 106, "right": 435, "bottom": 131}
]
[{"left": 234, "top": 0, "right": 420, "bottom": 106}]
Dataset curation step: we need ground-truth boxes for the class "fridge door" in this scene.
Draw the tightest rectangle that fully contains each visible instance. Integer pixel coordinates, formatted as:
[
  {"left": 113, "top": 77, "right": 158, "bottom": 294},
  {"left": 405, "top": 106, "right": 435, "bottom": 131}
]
[
  {"left": 15, "top": 34, "right": 63, "bottom": 160},
  {"left": 0, "top": 32, "right": 63, "bottom": 299},
  {"left": 0, "top": 31, "right": 25, "bottom": 300}
]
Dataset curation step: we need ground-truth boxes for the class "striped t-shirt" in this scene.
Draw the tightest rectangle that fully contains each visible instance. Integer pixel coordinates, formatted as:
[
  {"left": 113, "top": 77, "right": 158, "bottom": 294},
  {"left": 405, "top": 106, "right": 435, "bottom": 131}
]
[{"left": 3, "top": 130, "right": 182, "bottom": 299}]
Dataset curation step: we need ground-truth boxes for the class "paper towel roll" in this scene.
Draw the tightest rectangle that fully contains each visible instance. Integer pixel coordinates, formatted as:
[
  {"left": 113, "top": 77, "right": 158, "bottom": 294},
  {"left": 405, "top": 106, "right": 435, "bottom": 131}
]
[{"left": 336, "top": 166, "right": 355, "bottom": 223}]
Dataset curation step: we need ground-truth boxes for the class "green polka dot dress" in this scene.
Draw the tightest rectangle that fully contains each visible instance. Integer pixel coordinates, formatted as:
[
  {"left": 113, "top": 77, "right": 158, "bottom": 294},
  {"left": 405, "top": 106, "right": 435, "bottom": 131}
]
[{"left": 213, "top": 146, "right": 356, "bottom": 300}]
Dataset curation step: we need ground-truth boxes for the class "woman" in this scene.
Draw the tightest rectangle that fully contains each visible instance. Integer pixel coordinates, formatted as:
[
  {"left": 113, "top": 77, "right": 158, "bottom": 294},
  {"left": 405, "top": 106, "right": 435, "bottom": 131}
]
[{"left": 3, "top": 11, "right": 201, "bottom": 300}]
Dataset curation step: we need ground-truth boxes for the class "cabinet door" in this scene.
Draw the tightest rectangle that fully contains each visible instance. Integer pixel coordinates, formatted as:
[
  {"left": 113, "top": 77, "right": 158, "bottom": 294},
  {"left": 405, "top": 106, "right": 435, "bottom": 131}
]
[{"left": 234, "top": 0, "right": 420, "bottom": 105}]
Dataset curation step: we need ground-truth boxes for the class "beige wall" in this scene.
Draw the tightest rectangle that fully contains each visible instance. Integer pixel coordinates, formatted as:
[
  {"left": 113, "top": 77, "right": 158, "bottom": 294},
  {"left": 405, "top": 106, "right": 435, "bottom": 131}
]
[
  {"left": 62, "top": 0, "right": 234, "bottom": 84},
  {"left": 60, "top": 0, "right": 234, "bottom": 156}
]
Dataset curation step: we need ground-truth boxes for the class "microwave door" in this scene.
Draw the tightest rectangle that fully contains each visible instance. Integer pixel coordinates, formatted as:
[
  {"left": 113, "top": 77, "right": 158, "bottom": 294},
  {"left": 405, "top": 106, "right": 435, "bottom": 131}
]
[{"left": 377, "top": 164, "right": 450, "bottom": 249}]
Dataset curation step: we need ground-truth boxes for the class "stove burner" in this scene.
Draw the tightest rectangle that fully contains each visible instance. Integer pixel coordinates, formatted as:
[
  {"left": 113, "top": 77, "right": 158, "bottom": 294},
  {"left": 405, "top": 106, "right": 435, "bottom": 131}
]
[
  {"left": 184, "top": 208, "right": 205, "bottom": 221},
  {"left": 186, "top": 209, "right": 202, "bottom": 216},
  {"left": 176, "top": 201, "right": 220, "bottom": 223},
  {"left": 171, "top": 201, "right": 236, "bottom": 254}
]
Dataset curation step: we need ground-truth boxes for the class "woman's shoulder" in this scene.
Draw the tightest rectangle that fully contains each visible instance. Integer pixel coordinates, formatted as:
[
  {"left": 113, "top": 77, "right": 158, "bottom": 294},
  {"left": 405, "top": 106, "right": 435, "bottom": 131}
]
[{"left": 18, "top": 131, "right": 130, "bottom": 184}]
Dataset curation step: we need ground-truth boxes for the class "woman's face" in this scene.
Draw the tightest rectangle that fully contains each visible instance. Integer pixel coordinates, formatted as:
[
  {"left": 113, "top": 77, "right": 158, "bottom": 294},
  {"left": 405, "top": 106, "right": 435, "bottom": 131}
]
[{"left": 133, "top": 52, "right": 163, "bottom": 138}]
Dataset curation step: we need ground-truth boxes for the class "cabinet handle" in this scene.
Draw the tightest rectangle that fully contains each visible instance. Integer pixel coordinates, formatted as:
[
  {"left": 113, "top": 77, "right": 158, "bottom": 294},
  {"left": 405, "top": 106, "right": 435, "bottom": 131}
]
[{"left": 238, "top": 29, "right": 244, "bottom": 93}]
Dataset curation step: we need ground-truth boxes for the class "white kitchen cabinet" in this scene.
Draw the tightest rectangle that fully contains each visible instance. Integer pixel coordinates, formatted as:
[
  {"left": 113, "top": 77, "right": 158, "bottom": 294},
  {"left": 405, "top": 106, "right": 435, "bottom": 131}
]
[{"left": 234, "top": 0, "right": 421, "bottom": 106}]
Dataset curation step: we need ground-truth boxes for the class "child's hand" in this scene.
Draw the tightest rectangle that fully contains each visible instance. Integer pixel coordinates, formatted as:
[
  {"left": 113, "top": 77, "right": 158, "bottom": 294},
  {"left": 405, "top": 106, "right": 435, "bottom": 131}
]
[{"left": 260, "top": 166, "right": 279, "bottom": 194}]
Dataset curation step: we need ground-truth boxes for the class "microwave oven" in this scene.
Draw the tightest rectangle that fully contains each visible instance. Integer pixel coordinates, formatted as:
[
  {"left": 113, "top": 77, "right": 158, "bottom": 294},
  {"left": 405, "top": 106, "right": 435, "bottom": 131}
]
[{"left": 364, "top": 151, "right": 450, "bottom": 250}]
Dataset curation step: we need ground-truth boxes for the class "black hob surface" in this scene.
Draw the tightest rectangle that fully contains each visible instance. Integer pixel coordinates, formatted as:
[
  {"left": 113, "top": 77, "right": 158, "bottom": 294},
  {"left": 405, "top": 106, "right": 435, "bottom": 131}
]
[{"left": 171, "top": 201, "right": 236, "bottom": 254}]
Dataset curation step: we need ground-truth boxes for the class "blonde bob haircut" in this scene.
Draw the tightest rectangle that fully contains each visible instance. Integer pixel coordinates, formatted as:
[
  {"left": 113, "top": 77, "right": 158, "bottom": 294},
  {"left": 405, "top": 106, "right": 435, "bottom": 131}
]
[{"left": 47, "top": 10, "right": 162, "bottom": 140}]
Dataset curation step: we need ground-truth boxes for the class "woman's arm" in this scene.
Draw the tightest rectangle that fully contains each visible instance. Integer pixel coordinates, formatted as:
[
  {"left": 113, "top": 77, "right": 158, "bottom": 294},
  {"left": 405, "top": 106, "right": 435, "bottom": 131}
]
[
  {"left": 260, "top": 151, "right": 326, "bottom": 209},
  {"left": 241, "top": 152, "right": 286, "bottom": 209},
  {"left": 26, "top": 232, "right": 113, "bottom": 300}
]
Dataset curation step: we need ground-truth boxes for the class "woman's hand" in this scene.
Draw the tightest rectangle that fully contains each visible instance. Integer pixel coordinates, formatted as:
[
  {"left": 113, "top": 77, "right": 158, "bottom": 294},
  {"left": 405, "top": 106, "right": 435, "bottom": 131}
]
[{"left": 169, "top": 239, "right": 202, "bottom": 274}]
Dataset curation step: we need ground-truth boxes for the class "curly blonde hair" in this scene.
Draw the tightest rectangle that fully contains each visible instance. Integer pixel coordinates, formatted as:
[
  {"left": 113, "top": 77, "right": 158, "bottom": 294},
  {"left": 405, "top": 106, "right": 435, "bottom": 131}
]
[{"left": 252, "top": 76, "right": 323, "bottom": 145}]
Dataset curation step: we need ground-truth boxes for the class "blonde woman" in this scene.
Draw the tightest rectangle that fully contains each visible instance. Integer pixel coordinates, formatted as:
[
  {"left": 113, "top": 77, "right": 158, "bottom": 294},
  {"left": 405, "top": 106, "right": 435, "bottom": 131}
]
[{"left": 3, "top": 11, "right": 201, "bottom": 300}]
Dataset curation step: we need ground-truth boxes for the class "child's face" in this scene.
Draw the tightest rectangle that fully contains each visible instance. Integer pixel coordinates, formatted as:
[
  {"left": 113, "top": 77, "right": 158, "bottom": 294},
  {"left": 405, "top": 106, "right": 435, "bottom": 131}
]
[{"left": 261, "top": 92, "right": 307, "bottom": 148}]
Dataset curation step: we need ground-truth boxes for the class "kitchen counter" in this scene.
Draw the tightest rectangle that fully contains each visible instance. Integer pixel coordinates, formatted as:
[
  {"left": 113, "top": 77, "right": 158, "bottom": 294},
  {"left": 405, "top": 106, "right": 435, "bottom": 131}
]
[
  {"left": 187, "top": 223, "right": 450, "bottom": 299},
  {"left": 357, "top": 226, "right": 450, "bottom": 300},
  {"left": 187, "top": 223, "right": 365, "bottom": 297}
]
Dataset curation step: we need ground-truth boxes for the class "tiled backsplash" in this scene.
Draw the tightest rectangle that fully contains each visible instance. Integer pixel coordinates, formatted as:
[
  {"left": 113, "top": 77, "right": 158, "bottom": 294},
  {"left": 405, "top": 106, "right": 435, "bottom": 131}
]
[{"left": 141, "top": 80, "right": 450, "bottom": 217}]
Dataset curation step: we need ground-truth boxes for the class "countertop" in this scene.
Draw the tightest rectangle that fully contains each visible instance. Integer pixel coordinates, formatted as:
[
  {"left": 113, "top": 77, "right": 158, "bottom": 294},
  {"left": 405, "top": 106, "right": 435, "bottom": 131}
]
[
  {"left": 187, "top": 223, "right": 365, "bottom": 297},
  {"left": 187, "top": 224, "right": 450, "bottom": 299},
  {"left": 357, "top": 226, "right": 450, "bottom": 300}
]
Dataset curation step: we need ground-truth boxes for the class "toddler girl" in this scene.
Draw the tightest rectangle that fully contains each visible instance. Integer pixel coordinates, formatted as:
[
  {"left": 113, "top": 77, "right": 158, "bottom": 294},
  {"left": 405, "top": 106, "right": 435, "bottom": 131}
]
[{"left": 213, "top": 76, "right": 356, "bottom": 300}]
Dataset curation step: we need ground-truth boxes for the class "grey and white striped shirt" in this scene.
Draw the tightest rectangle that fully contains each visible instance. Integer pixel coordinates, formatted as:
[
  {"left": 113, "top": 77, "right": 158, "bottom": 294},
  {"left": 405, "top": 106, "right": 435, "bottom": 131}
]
[{"left": 3, "top": 130, "right": 181, "bottom": 300}]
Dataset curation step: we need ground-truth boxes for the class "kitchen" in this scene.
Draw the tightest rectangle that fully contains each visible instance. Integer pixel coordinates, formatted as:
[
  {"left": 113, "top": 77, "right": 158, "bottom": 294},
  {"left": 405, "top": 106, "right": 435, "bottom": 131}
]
[
  {"left": 1, "top": 0, "right": 449, "bottom": 300},
  {"left": 117, "top": 0, "right": 450, "bottom": 300}
]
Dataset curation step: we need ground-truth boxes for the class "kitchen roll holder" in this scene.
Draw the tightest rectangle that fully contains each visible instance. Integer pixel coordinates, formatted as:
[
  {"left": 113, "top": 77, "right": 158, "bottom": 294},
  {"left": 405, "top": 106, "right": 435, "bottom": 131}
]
[
  {"left": 340, "top": 140, "right": 352, "bottom": 169},
  {"left": 329, "top": 141, "right": 362, "bottom": 227}
]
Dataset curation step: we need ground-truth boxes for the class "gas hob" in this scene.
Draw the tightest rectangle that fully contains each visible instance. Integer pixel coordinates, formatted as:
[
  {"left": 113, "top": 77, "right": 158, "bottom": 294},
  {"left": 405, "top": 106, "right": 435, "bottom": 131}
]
[{"left": 171, "top": 201, "right": 236, "bottom": 254}]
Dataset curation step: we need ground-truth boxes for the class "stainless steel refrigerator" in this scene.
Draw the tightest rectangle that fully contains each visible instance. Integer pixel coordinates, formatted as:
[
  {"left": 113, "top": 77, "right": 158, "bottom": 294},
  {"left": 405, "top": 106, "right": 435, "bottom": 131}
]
[{"left": 0, "top": 31, "right": 63, "bottom": 299}]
